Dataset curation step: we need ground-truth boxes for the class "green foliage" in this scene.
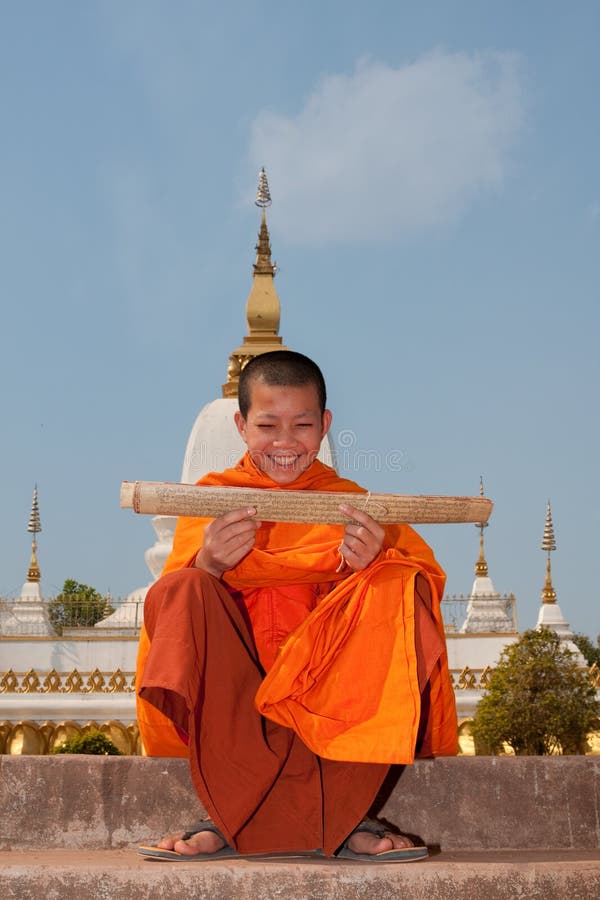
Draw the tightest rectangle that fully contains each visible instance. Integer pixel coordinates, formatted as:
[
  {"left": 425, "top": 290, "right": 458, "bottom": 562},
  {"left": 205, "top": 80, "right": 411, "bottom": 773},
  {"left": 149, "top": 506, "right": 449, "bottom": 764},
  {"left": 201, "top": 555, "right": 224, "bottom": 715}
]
[
  {"left": 47, "top": 579, "right": 114, "bottom": 635},
  {"left": 52, "top": 730, "right": 122, "bottom": 756},
  {"left": 572, "top": 633, "right": 600, "bottom": 667},
  {"left": 471, "top": 627, "right": 599, "bottom": 755}
]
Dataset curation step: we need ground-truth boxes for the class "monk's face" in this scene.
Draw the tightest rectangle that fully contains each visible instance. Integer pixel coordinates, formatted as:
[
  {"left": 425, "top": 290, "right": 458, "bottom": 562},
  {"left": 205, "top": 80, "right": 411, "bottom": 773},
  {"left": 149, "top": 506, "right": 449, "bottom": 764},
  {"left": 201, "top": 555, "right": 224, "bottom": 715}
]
[{"left": 234, "top": 381, "right": 332, "bottom": 485}]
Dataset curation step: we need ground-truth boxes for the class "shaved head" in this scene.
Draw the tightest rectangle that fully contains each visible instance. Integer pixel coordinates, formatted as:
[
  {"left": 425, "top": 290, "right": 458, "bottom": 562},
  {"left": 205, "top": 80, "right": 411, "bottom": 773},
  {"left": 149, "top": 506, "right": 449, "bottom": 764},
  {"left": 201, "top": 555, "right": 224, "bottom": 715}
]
[{"left": 238, "top": 351, "right": 327, "bottom": 419}]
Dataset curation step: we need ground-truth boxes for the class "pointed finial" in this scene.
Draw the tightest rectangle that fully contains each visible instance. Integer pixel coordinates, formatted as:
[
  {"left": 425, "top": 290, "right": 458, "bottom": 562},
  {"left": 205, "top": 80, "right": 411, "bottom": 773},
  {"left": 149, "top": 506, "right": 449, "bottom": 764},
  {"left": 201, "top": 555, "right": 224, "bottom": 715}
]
[
  {"left": 541, "top": 500, "right": 557, "bottom": 604},
  {"left": 26, "top": 485, "right": 42, "bottom": 583},
  {"left": 28, "top": 485, "right": 42, "bottom": 535},
  {"left": 221, "top": 170, "right": 287, "bottom": 398},
  {"left": 474, "top": 476, "right": 489, "bottom": 577},
  {"left": 255, "top": 167, "right": 272, "bottom": 208},
  {"left": 253, "top": 208, "right": 276, "bottom": 277}
]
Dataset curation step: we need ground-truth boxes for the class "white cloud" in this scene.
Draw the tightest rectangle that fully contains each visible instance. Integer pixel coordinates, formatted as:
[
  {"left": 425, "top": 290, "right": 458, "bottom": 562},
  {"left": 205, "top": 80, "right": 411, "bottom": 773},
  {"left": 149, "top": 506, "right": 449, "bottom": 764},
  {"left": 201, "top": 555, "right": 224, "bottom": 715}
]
[{"left": 248, "top": 51, "right": 524, "bottom": 243}]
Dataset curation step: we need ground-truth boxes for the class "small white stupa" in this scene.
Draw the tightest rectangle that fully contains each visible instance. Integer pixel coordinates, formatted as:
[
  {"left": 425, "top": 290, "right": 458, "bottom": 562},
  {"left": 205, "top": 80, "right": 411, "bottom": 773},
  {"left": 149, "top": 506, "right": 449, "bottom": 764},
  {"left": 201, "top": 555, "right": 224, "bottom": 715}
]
[
  {"left": 111, "top": 169, "right": 336, "bottom": 621},
  {"left": 460, "top": 478, "right": 516, "bottom": 634},
  {"left": 535, "top": 501, "right": 584, "bottom": 664},
  {"left": 0, "top": 486, "right": 54, "bottom": 636}
]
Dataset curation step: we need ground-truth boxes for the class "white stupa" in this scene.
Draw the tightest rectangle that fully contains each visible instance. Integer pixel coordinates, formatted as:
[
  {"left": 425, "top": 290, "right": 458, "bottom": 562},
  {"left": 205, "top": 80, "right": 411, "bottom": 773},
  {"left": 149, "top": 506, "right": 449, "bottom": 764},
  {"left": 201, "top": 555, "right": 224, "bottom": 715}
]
[
  {"left": 460, "top": 479, "right": 515, "bottom": 634},
  {"left": 0, "top": 486, "right": 54, "bottom": 636},
  {"left": 106, "top": 169, "right": 336, "bottom": 627},
  {"left": 535, "top": 501, "right": 585, "bottom": 664}
]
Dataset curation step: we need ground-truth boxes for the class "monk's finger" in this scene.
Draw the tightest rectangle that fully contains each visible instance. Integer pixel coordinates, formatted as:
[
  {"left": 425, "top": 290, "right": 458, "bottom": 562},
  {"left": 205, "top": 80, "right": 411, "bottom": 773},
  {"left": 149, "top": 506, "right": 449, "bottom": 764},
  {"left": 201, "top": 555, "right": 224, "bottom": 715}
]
[
  {"left": 220, "top": 534, "right": 261, "bottom": 569},
  {"left": 343, "top": 522, "right": 379, "bottom": 547},
  {"left": 205, "top": 526, "right": 260, "bottom": 565},
  {"left": 205, "top": 512, "right": 260, "bottom": 550},
  {"left": 342, "top": 523, "right": 384, "bottom": 561},
  {"left": 218, "top": 518, "right": 262, "bottom": 545},
  {"left": 222, "top": 527, "right": 261, "bottom": 555},
  {"left": 210, "top": 507, "right": 258, "bottom": 534},
  {"left": 339, "top": 539, "right": 364, "bottom": 563},
  {"left": 339, "top": 504, "right": 385, "bottom": 541}
]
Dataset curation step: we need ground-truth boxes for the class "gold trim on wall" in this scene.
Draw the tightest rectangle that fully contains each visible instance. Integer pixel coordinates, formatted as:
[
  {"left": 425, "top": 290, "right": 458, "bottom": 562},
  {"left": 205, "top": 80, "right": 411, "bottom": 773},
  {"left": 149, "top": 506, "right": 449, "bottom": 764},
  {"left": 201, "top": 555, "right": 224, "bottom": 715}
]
[
  {"left": 0, "top": 668, "right": 135, "bottom": 694},
  {"left": 0, "top": 719, "right": 143, "bottom": 755}
]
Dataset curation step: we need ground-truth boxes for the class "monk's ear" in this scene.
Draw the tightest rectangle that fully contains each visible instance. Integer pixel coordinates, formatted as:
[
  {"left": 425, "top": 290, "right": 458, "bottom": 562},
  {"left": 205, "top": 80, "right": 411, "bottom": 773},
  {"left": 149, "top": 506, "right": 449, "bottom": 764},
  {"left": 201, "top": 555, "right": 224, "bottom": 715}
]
[
  {"left": 321, "top": 409, "right": 332, "bottom": 437},
  {"left": 234, "top": 411, "right": 248, "bottom": 443}
]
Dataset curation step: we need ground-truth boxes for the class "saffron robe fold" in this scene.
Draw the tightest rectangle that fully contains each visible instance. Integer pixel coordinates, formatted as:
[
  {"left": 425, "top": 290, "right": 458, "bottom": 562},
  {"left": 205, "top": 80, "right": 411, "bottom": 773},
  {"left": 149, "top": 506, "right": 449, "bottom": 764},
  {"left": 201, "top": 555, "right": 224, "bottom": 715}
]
[{"left": 136, "top": 453, "right": 457, "bottom": 763}]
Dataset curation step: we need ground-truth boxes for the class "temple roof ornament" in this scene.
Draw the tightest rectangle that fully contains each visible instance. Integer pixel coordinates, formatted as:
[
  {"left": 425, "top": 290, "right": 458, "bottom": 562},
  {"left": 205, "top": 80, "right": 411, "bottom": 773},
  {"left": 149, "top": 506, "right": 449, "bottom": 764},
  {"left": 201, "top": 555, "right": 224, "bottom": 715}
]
[
  {"left": 459, "top": 477, "right": 516, "bottom": 634},
  {"left": 222, "top": 168, "right": 288, "bottom": 398},
  {"left": 255, "top": 167, "right": 272, "bottom": 208},
  {"left": 474, "top": 476, "right": 489, "bottom": 577},
  {"left": 26, "top": 486, "right": 42, "bottom": 584},
  {"left": 535, "top": 501, "right": 584, "bottom": 663},
  {"left": 0, "top": 484, "right": 53, "bottom": 635},
  {"left": 541, "top": 500, "right": 557, "bottom": 604}
]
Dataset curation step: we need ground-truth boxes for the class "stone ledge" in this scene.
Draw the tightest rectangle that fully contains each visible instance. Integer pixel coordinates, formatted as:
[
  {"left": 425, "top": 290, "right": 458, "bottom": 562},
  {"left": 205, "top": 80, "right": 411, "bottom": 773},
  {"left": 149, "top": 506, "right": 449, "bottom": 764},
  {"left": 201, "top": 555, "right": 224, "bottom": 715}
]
[
  {"left": 1, "top": 850, "right": 600, "bottom": 900},
  {"left": 1, "top": 755, "right": 598, "bottom": 851}
]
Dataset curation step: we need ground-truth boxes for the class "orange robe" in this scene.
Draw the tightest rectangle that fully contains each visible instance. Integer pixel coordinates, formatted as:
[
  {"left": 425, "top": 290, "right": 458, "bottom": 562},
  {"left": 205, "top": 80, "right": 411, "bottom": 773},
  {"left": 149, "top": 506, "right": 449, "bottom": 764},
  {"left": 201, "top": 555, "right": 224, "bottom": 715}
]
[{"left": 136, "top": 453, "right": 457, "bottom": 762}]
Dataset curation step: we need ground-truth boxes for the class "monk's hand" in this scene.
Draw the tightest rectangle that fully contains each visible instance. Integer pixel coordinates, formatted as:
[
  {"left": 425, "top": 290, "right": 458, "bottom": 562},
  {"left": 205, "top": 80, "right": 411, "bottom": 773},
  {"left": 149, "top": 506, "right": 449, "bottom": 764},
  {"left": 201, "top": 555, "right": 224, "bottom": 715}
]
[
  {"left": 339, "top": 504, "right": 385, "bottom": 570},
  {"left": 194, "top": 507, "right": 261, "bottom": 579}
]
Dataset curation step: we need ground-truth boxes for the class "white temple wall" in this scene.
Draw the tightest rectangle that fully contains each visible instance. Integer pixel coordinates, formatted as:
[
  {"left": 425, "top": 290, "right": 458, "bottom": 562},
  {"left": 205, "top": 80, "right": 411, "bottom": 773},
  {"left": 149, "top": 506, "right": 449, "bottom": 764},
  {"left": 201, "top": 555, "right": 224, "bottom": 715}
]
[
  {"left": 446, "top": 633, "right": 519, "bottom": 670},
  {"left": 0, "top": 637, "right": 138, "bottom": 672}
]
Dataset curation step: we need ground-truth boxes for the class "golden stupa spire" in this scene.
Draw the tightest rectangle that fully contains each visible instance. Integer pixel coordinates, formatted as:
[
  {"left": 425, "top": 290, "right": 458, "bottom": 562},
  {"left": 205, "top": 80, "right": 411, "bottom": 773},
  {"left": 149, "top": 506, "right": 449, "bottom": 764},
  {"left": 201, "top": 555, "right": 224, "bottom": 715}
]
[
  {"left": 26, "top": 485, "right": 42, "bottom": 583},
  {"left": 474, "top": 476, "right": 489, "bottom": 577},
  {"left": 222, "top": 168, "right": 288, "bottom": 398},
  {"left": 540, "top": 500, "right": 557, "bottom": 604}
]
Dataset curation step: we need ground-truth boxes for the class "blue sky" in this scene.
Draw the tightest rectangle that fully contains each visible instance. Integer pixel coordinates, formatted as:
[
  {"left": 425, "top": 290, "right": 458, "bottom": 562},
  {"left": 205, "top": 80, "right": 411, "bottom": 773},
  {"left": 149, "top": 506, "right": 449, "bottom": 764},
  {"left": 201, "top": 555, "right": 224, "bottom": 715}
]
[{"left": 2, "top": 1, "right": 599, "bottom": 640}]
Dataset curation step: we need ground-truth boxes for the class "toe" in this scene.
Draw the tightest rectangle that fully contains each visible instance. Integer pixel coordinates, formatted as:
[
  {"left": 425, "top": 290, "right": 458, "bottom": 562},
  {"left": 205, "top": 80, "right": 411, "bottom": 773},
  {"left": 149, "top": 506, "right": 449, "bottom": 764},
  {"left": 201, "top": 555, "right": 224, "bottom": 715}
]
[
  {"left": 173, "top": 831, "right": 225, "bottom": 856},
  {"left": 384, "top": 831, "right": 414, "bottom": 850},
  {"left": 156, "top": 831, "right": 184, "bottom": 850}
]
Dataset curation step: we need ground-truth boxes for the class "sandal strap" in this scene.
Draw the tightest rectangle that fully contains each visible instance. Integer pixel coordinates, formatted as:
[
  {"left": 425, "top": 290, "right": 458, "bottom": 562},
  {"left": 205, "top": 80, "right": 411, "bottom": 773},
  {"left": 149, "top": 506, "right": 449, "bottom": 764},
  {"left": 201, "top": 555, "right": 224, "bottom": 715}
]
[
  {"left": 181, "top": 820, "right": 228, "bottom": 844},
  {"left": 346, "top": 818, "right": 388, "bottom": 843}
]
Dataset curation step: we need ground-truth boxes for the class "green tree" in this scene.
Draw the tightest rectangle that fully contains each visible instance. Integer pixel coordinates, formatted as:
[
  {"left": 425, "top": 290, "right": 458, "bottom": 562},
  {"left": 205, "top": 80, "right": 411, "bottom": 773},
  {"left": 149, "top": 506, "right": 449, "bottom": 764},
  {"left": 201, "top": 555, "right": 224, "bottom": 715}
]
[
  {"left": 572, "top": 632, "right": 600, "bottom": 667},
  {"left": 52, "top": 729, "right": 122, "bottom": 755},
  {"left": 471, "top": 627, "right": 599, "bottom": 755},
  {"left": 47, "top": 579, "right": 114, "bottom": 635}
]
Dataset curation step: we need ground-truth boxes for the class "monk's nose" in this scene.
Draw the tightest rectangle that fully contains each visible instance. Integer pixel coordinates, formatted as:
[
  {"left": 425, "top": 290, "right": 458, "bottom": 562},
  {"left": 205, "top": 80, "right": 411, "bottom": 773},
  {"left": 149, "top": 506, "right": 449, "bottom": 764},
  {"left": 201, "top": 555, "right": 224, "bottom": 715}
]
[{"left": 272, "top": 434, "right": 297, "bottom": 447}]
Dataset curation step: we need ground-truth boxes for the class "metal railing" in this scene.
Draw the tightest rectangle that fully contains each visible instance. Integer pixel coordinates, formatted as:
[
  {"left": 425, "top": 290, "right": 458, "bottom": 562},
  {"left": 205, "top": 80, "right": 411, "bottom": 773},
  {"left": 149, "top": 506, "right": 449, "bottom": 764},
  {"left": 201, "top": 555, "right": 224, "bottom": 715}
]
[
  {"left": 0, "top": 596, "right": 144, "bottom": 637},
  {"left": 441, "top": 592, "right": 518, "bottom": 633}
]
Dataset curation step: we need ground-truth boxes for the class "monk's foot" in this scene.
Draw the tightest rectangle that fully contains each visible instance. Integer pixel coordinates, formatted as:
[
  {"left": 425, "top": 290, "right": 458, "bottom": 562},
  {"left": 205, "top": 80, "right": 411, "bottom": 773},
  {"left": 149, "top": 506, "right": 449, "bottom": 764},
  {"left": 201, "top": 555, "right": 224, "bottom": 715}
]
[
  {"left": 156, "top": 830, "right": 226, "bottom": 856},
  {"left": 346, "top": 829, "right": 414, "bottom": 855}
]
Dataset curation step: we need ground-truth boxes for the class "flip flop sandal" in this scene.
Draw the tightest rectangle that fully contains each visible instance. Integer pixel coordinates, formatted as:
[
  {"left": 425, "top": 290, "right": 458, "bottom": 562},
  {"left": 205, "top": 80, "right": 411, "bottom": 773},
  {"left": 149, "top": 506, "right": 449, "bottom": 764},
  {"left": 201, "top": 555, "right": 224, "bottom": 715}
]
[
  {"left": 336, "top": 818, "right": 429, "bottom": 863},
  {"left": 138, "top": 820, "right": 239, "bottom": 861},
  {"left": 138, "top": 821, "right": 324, "bottom": 862}
]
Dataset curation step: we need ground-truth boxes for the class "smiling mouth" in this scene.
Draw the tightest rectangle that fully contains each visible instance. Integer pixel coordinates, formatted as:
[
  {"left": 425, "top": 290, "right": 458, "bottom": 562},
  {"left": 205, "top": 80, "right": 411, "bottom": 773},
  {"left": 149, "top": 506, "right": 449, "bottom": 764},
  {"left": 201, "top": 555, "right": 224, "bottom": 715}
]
[{"left": 270, "top": 455, "right": 299, "bottom": 467}]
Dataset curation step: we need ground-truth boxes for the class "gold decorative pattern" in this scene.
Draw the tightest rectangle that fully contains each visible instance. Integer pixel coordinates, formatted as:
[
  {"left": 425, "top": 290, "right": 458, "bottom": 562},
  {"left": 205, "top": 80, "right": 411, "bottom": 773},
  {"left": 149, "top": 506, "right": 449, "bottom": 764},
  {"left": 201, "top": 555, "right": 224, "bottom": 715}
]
[
  {"left": 0, "top": 668, "right": 136, "bottom": 694},
  {"left": 479, "top": 665, "right": 493, "bottom": 687},
  {"left": 5, "top": 666, "right": 592, "bottom": 695},
  {"left": 43, "top": 669, "right": 62, "bottom": 692},
  {"left": 107, "top": 669, "right": 129, "bottom": 692},
  {"left": 0, "top": 670, "right": 19, "bottom": 692},
  {"left": 87, "top": 669, "right": 107, "bottom": 692},
  {"left": 0, "top": 719, "right": 143, "bottom": 755},
  {"left": 457, "top": 666, "right": 478, "bottom": 689},
  {"left": 64, "top": 670, "right": 85, "bottom": 693},
  {"left": 21, "top": 669, "right": 42, "bottom": 693}
]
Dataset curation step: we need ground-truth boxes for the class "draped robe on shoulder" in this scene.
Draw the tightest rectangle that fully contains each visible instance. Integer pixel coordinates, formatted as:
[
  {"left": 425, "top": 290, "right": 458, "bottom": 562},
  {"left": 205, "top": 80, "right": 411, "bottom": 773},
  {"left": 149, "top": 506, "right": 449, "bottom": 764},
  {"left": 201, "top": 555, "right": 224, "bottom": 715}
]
[{"left": 136, "top": 453, "right": 457, "bottom": 764}]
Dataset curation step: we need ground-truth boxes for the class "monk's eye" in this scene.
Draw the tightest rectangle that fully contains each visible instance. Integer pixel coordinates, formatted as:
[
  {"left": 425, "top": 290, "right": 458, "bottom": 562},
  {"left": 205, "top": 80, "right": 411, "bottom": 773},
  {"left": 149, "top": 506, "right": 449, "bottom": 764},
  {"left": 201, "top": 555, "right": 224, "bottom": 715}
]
[{"left": 257, "top": 424, "right": 274, "bottom": 429}]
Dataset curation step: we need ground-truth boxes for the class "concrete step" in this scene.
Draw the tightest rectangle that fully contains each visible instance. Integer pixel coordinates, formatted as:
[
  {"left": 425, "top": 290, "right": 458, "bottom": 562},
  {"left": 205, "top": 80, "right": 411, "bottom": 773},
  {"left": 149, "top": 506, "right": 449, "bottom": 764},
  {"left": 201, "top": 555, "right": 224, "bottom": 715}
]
[
  {"left": 1, "top": 849, "right": 600, "bottom": 900},
  {"left": 2, "top": 755, "right": 599, "bottom": 853}
]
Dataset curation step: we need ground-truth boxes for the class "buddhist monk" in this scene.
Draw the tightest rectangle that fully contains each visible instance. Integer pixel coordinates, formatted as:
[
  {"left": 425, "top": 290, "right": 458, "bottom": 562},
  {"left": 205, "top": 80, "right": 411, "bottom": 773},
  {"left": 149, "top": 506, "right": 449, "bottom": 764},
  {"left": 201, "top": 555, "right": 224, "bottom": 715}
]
[{"left": 136, "top": 350, "right": 457, "bottom": 862}]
